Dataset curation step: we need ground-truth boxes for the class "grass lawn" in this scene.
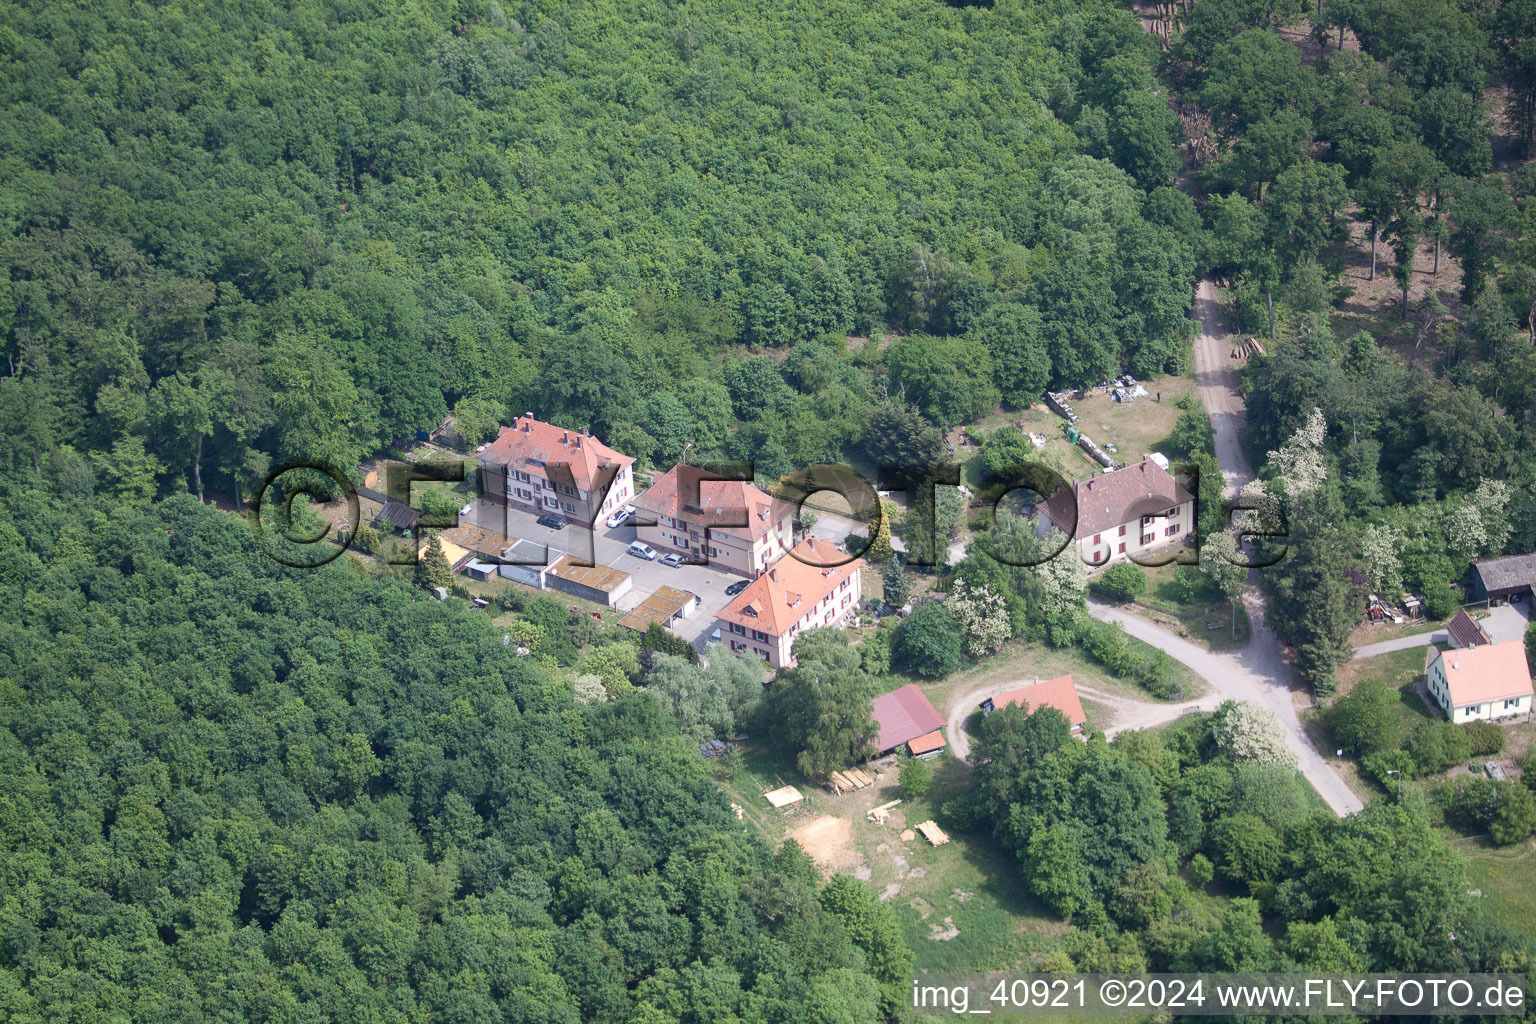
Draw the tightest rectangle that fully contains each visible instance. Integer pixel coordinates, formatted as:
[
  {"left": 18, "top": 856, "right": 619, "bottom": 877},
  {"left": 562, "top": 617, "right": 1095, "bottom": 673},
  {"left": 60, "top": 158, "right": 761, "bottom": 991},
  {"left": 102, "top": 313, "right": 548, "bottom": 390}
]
[
  {"left": 914, "top": 639, "right": 1206, "bottom": 729},
  {"left": 962, "top": 374, "right": 1195, "bottom": 489},
  {"left": 1098, "top": 562, "right": 1253, "bottom": 653},
  {"left": 1458, "top": 837, "right": 1536, "bottom": 947},
  {"left": 1302, "top": 647, "right": 1442, "bottom": 803},
  {"left": 1332, "top": 646, "right": 1438, "bottom": 722},
  {"left": 715, "top": 742, "right": 1067, "bottom": 972}
]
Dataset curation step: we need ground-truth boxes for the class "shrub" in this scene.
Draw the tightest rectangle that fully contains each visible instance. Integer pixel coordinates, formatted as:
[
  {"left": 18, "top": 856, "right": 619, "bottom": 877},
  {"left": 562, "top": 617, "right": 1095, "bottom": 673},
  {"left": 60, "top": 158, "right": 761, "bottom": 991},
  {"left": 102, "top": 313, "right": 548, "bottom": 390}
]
[
  {"left": 350, "top": 523, "right": 381, "bottom": 554},
  {"left": 1096, "top": 562, "right": 1147, "bottom": 602},
  {"left": 1490, "top": 783, "right": 1536, "bottom": 845},
  {"left": 1422, "top": 584, "right": 1459, "bottom": 621},
  {"left": 894, "top": 603, "right": 963, "bottom": 678},
  {"left": 899, "top": 756, "right": 934, "bottom": 798},
  {"left": 1463, "top": 720, "right": 1504, "bottom": 757},
  {"left": 1404, "top": 720, "right": 1471, "bottom": 777},
  {"left": 1361, "top": 749, "right": 1416, "bottom": 789}
]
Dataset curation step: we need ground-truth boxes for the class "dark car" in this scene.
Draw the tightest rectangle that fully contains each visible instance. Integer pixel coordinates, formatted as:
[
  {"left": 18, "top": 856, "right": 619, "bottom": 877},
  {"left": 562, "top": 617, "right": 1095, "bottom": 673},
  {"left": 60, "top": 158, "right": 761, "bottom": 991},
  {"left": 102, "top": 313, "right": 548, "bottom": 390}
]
[
  {"left": 536, "top": 513, "right": 566, "bottom": 530},
  {"left": 724, "top": 579, "right": 750, "bottom": 596}
]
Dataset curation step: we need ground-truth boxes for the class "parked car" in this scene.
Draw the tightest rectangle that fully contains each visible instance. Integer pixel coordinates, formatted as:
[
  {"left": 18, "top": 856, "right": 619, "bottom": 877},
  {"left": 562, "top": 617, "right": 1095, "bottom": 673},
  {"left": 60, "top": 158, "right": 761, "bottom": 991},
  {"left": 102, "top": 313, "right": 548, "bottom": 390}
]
[
  {"left": 659, "top": 552, "right": 684, "bottom": 568},
  {"left": 724, "top": 579, "right": 750, "bottom": 596},
  {"left": 627, "top": 540, "right": 657, "bottom": 560},
  {"left": 605, "top": 506, "right": 635, "bottom": 529},
  {"left": 536, "top": 513, "right": 566, "bottom": 530},
  {"left": 459, "top": 501, "right": 474, "bottom": 518}
]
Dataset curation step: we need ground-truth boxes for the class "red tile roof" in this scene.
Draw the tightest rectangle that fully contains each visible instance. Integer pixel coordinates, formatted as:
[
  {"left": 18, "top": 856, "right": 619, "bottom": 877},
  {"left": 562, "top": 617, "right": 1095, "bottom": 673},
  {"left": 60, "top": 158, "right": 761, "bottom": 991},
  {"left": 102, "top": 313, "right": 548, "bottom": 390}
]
[
  {"left": 871, "top": 684, "right": 945, "bottom": 753},
  {"left": 906, "top": 730, "right": 947, "bottom": 755},
  {"left": 1446, "top": 609, "right": 1491, "bottom": 649},
  {"left": 481, "top": 415, "right": 633, "bottom": 492},
  {"left": 633, "top": 464, "right": 791, "bottom": 543},
  {"left": 983, "top": 675, "right": 1087, "bottom": 730},
  {"left": 716, "top": 538, "right": 862, "bottom": 636},
  {"left": 1433, "top": 643, "right": 1534, "bottom": 707},
  {"left": 1040, "top": 458, "right": 1193, "bottom": 540}
]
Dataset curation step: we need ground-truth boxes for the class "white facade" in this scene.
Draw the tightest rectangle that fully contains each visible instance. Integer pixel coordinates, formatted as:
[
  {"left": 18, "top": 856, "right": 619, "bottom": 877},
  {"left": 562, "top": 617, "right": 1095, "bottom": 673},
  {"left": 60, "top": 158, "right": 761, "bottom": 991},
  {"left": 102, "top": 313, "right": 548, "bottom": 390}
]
[
  {"left": 1067, "top": 499, "right": 1196, "bottom": 568},
  {"left": 1426, "top": 656, "right": 1533, "bottom": 722}
]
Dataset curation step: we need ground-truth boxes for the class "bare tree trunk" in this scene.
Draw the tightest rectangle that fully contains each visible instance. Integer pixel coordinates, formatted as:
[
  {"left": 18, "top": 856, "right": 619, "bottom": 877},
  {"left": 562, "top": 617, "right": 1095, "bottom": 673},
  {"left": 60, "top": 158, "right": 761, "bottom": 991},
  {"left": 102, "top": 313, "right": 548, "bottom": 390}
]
[
  {"left": 194, "top": 435, "right": 205, "bottom": 503},
  {"left": 1369, "top": 225, "right": 1377, "bottom": 280},
  {"left": 1266, "top": 289, "right": 1276, "bottom": 339},
  {"left": 1339, "top": 24, "right": 1344, "bottom": 49},
  {"left": 1433, "top": 237, "right": 1440, "bottom": 275}
]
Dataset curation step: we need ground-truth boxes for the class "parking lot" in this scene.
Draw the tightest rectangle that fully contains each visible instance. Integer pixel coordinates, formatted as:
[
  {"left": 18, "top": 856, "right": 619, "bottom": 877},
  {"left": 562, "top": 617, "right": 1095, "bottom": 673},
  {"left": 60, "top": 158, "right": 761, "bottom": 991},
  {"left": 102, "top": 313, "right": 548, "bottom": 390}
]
[{"left": 464, "top": 499, "right": 743, "bottom": 649}]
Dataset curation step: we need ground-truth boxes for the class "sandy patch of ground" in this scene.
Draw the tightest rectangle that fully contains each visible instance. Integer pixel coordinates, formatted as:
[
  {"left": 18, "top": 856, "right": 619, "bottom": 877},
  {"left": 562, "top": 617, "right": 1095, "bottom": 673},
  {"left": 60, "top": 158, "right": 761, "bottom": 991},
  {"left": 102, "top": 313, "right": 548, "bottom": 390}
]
[
  {"left": 928, "top": 916, "right": 961, "bottom": 941},
  {"left": 788, "top": 814, "right": 863, "bottom": 876}
]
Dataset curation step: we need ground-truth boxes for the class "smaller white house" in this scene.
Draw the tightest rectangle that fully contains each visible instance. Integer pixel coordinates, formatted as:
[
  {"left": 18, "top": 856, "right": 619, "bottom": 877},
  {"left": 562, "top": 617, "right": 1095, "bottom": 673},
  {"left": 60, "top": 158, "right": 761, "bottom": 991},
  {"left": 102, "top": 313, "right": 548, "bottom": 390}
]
[{"left": 1424, "top": 642, "right": 1534, "bottom": 723}]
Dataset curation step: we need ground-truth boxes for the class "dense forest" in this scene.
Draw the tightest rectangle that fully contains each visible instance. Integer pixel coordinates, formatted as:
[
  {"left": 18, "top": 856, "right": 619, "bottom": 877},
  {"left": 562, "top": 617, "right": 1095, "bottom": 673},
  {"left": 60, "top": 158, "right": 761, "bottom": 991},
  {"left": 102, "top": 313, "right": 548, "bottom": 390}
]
[
  {"left": 0, "top": 0, "right": 1195, "bottom": 490},
  {"left": 0, "top": 487, "right": 916, "bottom": 1022},
  {"left": 1150, "top": 0, "right": 1536, "bottom": 694},
  {"left": 8, "top": 0, "right": 1536, "bottom": 1017}
]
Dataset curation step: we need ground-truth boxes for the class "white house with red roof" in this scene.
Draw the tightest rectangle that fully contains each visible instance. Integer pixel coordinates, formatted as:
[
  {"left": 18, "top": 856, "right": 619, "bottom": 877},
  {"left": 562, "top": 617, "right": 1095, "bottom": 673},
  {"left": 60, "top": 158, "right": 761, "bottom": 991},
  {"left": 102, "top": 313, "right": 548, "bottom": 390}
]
[
  {"left": 1425, "top": 642, "right": 1534, "bottom": 722},
  {"left": 632, "top": 463, "right": 794, "bottom": 577},
  {"left": 1038, "top": 456, "right": 1195, "bottom": 567},
  {"left": 979, "top": 674, "right": 1088, "bottom": 734},
  {"left": 478, "top": 414, "right": 635, "bottom": 526},
  {"left": 715, "top": 537, "right": 863, "bottom": 667}
]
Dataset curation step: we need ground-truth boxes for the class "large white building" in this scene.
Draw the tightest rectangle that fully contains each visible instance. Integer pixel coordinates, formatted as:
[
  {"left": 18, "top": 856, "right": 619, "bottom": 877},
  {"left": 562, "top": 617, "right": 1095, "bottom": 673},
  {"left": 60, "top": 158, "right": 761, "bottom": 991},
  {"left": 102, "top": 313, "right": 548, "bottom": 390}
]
[
  {"left": 1037, "top": 456, "right": 1195, "bottom": 567},
  {"left": 478, "top": 414, "right": 635, "bottom": 525},
  {"left": 715, "top": 538, "right": 863, "bottom": 668},
  {"left": 631, "top": 463, "right": 794, "bottom": 578},
  {"left": 1425, "top": 642, "right": 1534, "bottom": 723}
]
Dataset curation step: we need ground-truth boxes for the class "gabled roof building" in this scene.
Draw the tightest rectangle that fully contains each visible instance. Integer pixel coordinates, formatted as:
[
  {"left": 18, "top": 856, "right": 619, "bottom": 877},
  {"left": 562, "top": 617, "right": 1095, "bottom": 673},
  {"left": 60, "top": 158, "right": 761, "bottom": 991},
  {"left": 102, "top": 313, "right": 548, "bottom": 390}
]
[
  {"left": 632, "top": 464, "right": 794, "bottom": 578},
  {"left": 1425, "top": 642, "right": 1534, "bottom": 722},
  {"left": 716, "top": 538, "right": 862, "bottom": 667},
  {"left": 1038, "top": 457, "right": 1195, "bottom": 569},
  {"left": 479, "top": 414, "right": 635, "bottom": 525},
  {"left": 979, "top": 675, "right": 1088, "bottom": 734}
]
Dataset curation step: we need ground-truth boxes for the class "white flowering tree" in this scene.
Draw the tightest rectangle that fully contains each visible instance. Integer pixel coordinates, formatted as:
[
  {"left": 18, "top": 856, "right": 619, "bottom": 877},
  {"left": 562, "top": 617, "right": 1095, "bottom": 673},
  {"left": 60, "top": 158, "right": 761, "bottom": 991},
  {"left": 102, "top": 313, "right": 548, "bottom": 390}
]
[
  {"left": 1443, "top": 503, "right": 1487, "bottom": 563},
  {"left": 1213, "top": 702, "right": 1298, "bottom": 768},
  {"left": 1031, "top": 530, "right": 1088, "bottom": 620},
  {"left": 1360, "top": 522, "right": 1404, "bottom": 600},
  {"left": 1266, "top": 407, "right": 1328, "bottom": 496},
  {"left": 572, "top": 674, "right": 608, "bottom": 705},
  {"left": 1200, "top": 530, "right": 1248, "bottom": 636},
  {"left": 948, "top": 579, "right": 1011, "bottom": 657},
  {"left": 1470, "top": 479, "right": 1512, "bottom": 554},
  {"left": 1232, "top": 478, "right": 1283, "bottom": 539}
]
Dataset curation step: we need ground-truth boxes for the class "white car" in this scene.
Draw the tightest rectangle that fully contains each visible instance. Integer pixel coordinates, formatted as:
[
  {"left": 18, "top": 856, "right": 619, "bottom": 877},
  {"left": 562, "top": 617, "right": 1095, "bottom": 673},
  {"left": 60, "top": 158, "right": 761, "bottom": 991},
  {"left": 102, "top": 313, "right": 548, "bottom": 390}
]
[
  {"left": 627, "top": 540, "right": 657, "bottom": 560},
  {"left": 459, "top": 502, "right": 474, "bottom": 518},
  {"left": 605, "top": 506, "right": 636, "bottom": 529}
]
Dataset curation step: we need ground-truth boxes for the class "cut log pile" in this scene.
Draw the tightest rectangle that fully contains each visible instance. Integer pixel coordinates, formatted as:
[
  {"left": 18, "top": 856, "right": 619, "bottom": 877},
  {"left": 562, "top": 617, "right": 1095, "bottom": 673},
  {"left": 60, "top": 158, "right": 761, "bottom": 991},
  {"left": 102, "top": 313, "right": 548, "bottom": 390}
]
[
  {"left": 827, "top": 768, "right": 874, "bottom": 793},
  {"left": 915, "top": 820, "right": 949, "bottom": 846}
]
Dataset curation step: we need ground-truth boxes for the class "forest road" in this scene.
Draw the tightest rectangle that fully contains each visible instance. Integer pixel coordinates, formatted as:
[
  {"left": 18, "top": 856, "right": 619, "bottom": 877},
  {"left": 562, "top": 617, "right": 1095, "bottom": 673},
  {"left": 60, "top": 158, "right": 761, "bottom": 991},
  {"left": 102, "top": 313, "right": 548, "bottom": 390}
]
[
  {"left": 1086, "top": 600, "right": 1364, "bottom": 816},
  {"left": 944, "top": 678, "right": 1205, "bottom": 763},
  {"left": 1180, "top": 278, "right": 1364, "bottom": 816}
]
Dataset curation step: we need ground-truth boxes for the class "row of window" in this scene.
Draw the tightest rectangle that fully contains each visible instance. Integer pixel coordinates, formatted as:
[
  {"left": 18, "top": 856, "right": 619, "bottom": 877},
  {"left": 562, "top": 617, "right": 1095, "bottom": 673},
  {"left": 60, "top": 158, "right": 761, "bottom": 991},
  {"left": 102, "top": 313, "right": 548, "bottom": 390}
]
[
  {"left": 1092, "top": 522, "right": 1182, "bottom": 545},
  {"left": 510, "top": 468, "right": 586, "bottom": 499}
]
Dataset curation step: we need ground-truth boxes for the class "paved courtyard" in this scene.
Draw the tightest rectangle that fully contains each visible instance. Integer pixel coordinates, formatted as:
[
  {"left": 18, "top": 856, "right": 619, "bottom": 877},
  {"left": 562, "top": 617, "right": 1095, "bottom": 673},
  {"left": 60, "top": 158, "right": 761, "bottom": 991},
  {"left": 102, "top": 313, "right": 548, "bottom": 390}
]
[{"left": 464, "top": 499, "right": 744, "bottom": 650}]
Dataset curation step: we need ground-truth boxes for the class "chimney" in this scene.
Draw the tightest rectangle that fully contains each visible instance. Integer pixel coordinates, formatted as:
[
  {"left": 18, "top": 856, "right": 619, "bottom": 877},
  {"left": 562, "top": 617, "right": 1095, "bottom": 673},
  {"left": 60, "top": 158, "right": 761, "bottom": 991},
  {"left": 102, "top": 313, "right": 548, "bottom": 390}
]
[
  {"left": 574, "top": 434, "right": 582, "bottom": 449},
  {"left": 561, "top": 430, "right": 569, "bottom": 444}
]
